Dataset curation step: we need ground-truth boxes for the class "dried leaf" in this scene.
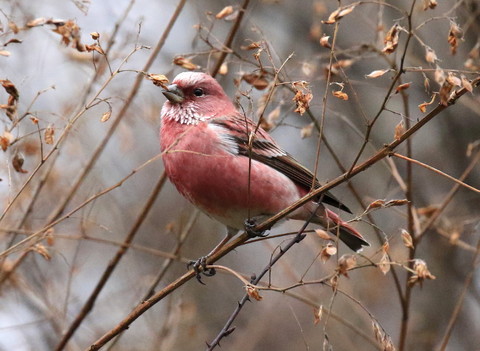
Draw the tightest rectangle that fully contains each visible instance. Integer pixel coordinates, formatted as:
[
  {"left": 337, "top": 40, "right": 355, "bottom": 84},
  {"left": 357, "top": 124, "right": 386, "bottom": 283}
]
[
  {"left": 242, "top": 72, "right": 269, "bottom": 90},
  {"left": 26, "top": 17, "right": 47, "bottom": 27},
  {"left": 323, "top": 4, "right": 356, "bottom": 24},
  {"left": 1, "top": 79, "right": 19, "bottom": 100},
  {"left": 300, "top": 123, "right": 314, "bottom": 139},
  {"left": 215, "top": 5, "right": 234, "bottom": 19},
  {"left": 218, "top": 63, "right": 228, "bottom": 75},
  {"left": 439, "top": 78, "right": 454, "bottom": 106},
  {"left": 320, "top": 243, "right": 337, "bottom": 263},
  {"left": 319, "top": 35, "right": 331, "bottom": 48},
  {"left": 100, "top": 111, "right": 111, "bottom": 122},
  {"left": 44, "top": 125, "right": 55, "bottom": 144},
  {"left": 85, "top": 44, "right": 104, "bottom": 55},
  {"left": 313, "top": 305, "right": 323, "bottom": 325},
  {"left": 332, "top": 90, "right": 348, "bottom": 100},
  {"left": 408, "top": 259, "right": 436, "bottom": 287},
  {"left": 366, "top": 199, "right": 385, "bottom": 211},
  {"left": 460, "top": 75, "right": 473, "bottom": 92},
  {"left": 425, "top": 47, "right": 437, "bottom": 63},
  {"left": 146, "top": 73, "right": 169, "bottom": 89},
  {"left": 434, "top": 65, "right": 445, "bottom": 85},
  {"left": 0, "top": 136, "right": 9, "bottom": 151},
  {"left": 395, "top": 82, "right": 411, "bottom": 94},
  {"left": 12, "top": 152, "right": 28, "bottom": 173},
  {"left": 447, "top": 21, "right": 462, "bottom": 55},
  {"left": 417, "top": 205, "right": 439, "bottom": 217},
  {"left": 49, "top": 19, "right": 85, "bottom": 52},
  {"left": 245, "top": 285, "right": 263, "bottom": 301},
  {"left": 31, "top": 244, "right": 51, "bottom": 260},
  {"left": 418, "top": 94, "right": 436, "bottom": 113},
  {"left": 378, "top": 252, "right": 390, "bottom": 275},
  {"left": 315, "top": 229, "right": 331, "bottom": 241},
  {"left": 173, "top": 56, "right": 198, "bottom": 70},
  {"left": 90, "top": 31, "right": 100, "bottom": 40},
  {"left": 401, "top": 229, "right": 414, "bottom": 249},
  {"left": 337, "top": 254, "right": 356, "bottom": 277},
  {"left": 423, "top": 0, "right": 437, "bottom": 10},
  {"left": 0, "top": 50, "right": 10, "bottom": 57},
  {"left": 394, "top": 120, "right": 405, "bottom": 140},
  {"left": 292, "top": 81, "right": 313, "bottom": 115},
  {"left": 9, "top": 21, "right": 19, "bottom": 34},
  {"left": 366, "top": 69, "right": 389, "bottom": 78},
  {"left": 382, "top": 24, "right": 400, "bottom": 54},
  {"left": 241, "top": 41, "right": 261, "bottom": 50}
]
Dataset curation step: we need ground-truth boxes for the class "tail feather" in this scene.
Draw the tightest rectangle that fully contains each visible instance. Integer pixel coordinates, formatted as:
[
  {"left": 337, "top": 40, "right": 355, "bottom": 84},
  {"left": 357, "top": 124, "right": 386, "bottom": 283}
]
[{"left": 318, "top": 209, "right": 369, "bottom": 252}]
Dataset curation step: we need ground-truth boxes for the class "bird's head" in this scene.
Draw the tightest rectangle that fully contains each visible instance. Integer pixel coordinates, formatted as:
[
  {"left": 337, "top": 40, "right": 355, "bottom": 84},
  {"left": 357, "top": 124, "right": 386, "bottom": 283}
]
[{"left": 161, "top": 72, "right": 236, "bottom": 125}]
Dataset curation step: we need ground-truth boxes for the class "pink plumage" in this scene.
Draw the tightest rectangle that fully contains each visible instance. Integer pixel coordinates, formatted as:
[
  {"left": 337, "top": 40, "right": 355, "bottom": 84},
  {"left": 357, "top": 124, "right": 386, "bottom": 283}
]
[{"left": 160, "top": 72, "right": 368, "bottom": 252}]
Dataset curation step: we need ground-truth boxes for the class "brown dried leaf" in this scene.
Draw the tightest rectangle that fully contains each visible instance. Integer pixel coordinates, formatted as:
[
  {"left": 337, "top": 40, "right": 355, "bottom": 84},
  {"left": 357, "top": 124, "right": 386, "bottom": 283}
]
[
  {"left": 85, "top": 44, "right": 104, "bottom": 55},
  {"left": 395, "top": 82, "right": 411, "bottom": 94},
  {"left": 332, "top": 90, "right": 348, "bottom": 100},
  {"left": 366, "top": 69, "right": 389, "bottom": 78},
  {"left": 385, "top": 199, "right": 409, "bottom": 207},
  {"left": 382, "top": 24, "right": 400, "bottom": 54},
  {"left": 9, "top": 21, "right": 19, "bottom": 34},
  {"left": 44, "top": 125, "right": 55, "bottom": 144},
  {"left": 315, "top": 229, "right": 331, "bottom": 241},
  {"left": 313, "top": 305, "right": 323, "bottom": 325},
  {"left": 241, "top": 41, "right": 261, "bottom": 50},
  {"left": 0, "top": 136, "right": 9, "bottom": 151},
  {"left": 26, "top": 17, "right": 47, "bottom": 27},
  {"left": 460, "top": 75, "right": 473, "bottom": 92},
  {"left": 292, "top": 81, "right": 313, "bottom": 115},
  {"left": 245, "top": 285, "right": 263, "bottom": 301},
  {"left": 50, "top": 19, "right": 85, "bottom": 52},
  {"left": 425, "top": 47, "right": 437, "bottom": 63},
  {"left": 215, "top": 5, "right": 234, "bottom": 19},
  {"left": 417, "top": 205, "right": 439, "bottom": 217},
  {"left": 423, "top": 0, "right": 437, "bottom": 10},
  {"left": 146, "top": 73, "right": 169, "bottom": 89},
  {"left": 366, "top": 199, "right": 385, "bottom": 211},
  {"left": 242, "top": 72, "right": 269, "bottom": 90},
  {"left": 394, "top": 120, "right": 405, "bottom": 140},
  {"left": 173, "top": 56, "right": 198, "bottom": 71},
  {"left": 448, "top": 22, "right": 462, "bottom": 55},
  {"left": 90, "top": 31, "right": 100, "bottom": 40},
  {"left": 319, "top": 34, "right": 331, "bottom": 48},
  {"left": 418, "top": 94, "right": 436, "bottom": 113},
  {"left": 408, "top": 259, "right": 436, "bottom": 287},
  {"left": 378, "top": 252, "right": 390, "bottom": 275},
  {"left": 1, "top": 79, "right": 19, "bottom": 100},
  {"left": 100, "top": 111, "right": 111, "bottom": 123},
  {"left": 320, "top": 243, "right": 337, "bottom": 263},
  {"left": 31, "top": 244, "right": 51, "bottom": 260},
  {"left": 337, "top": 254, "right": 356, "bottom": 277},
  {"left": 12, "top": 152, "right": 28, "bottom": 173},
  {"left": 439, "top": 79, "right": 454, "bottom": 106},
  {"left": 323, "top": 4, "right": 356, "bottom": 24},
  {"left": 300, "top": 123, "right": 314, "bottom": 139},
  {"left": 401, "top": 229, "right": 414, "bottom": 249}
]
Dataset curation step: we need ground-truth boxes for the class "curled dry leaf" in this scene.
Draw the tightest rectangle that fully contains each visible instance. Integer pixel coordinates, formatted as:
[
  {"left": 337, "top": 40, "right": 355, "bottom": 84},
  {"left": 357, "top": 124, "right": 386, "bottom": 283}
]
[
  {"left": 319, "top": 34, "right": 331, "bottom": 48},
  {"left": 0, "top": 131, "right": 14, "bottom": 151},
  {"left": 146, "top": 73, "right": 169, "bottom": 89},
  {"left": 215, "top": 5, "right": 234, "bottom": 19},
  {"left": 50, "top": 19, "right": 85, "bottom": 52},
  {"left": 245, "top": 285, "right": 263, "bottom": 301},
  {"left": 26, "top": 17, "right": 47, "bottom": 27},
  {"left": 100, "top": 111, "right": 111, "bottom": 123},
  {"left": 313, "top": 305, "right": 323, "bottom": 325},
  {"left": 332, "top": 90, "right": 348, "bottom": 100},
  {"left": 292, "top": 81, "right": 313, "bottom": 115},
  {"left": 378, "top": 252, "right": 390, "bottom": 275},
  {"left": 242, "top": 72, "right": 269, "bottom": 90},
  {"left": 460, "top": 75, "right": 473, "bottom": 92},
  {"left": 337, "top": 254, "right": 356, "bottom": 277},
  {"left": 44, "top": 125, "right": 55, "bottom": 144},
  {"left": 4, "top": 38, "right": 23, "bottom": 46},
  {"left": 395, "top": 82, "right": 411, "bottom": 94},
  {"left": 367, "top": 199, "right": 385, "bottom": 211},
  {"left": 401, "top": 229, "right": 414, "bottom": 249},
  {"left": 315, "top": 228, "right": 331, "bottom": 241},
  {"left": 322, "top": 4, "right": 356, "bottom": 24},
  {"left": 418, "top": 94, "right": 436, "bottom": 113},
  {"left": 12, "top": 152, "right": 28, "bottom": 173},
  {"left": 425, "top": 47, "right": 437, "bottom": 63},
  {"left": 423, "top": 0, "right": 437, "bottom": 10},
  {"left": 366, "top": 69, "right": 389, "bottom": 78},
  {"left": 439, "top": 78, "right": 454, "bottom": 106},
  {"left": 394, "top": 120, "right": 405, "bottom": 140},
  {"left": 447, "top": 21, "right": 462, "bottom": 55},
  {"left": 241, "top": 41, "right": 261, "bottom": 50},
  {"left": 382, "top": 24, "right": 400, "bottom": 54},
  {"left": 90, "top": 31, "right": 100, "bottom": 40},
  {"left": 408, "top": 259, "right": 436, "bottom": 287},
  {"left": 1, "top": 79, "right": 19, "bottom": 100},
  {"left": 300, "top": 122, "right": 314, "bottom": 139},
  {"left": 321, "top": 243, "right": 337, "bottom": 263},
  {"left": 31, "top": 244, "right": 51, "bottom": 260},
  {"left": 9, "top": 21, "right": 19, "bottom": 34},
  {"left": 173, "top": 56, "right": 198, "bottom": 71},
  {"left": 85, "top": 44, "right": 104, "bottom": 55}
]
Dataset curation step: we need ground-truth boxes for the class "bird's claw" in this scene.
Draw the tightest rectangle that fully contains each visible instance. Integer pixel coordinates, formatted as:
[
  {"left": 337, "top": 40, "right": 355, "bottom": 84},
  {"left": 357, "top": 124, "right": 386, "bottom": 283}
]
[
  {"left": 187, "top": 256, "right": 216, "bottom": 284},
  {"left": 244, "top": 219, "right": 268, "bottom": 238}
]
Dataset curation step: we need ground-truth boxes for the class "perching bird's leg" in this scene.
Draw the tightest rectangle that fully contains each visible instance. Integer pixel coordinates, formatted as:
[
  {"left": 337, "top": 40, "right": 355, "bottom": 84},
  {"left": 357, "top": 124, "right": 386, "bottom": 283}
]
[
  {"left": 244, "top": 217, "right": 269, "bottom": 238},
  {"left": 188, "top": 227, "right": 238, "bottom": 284}
]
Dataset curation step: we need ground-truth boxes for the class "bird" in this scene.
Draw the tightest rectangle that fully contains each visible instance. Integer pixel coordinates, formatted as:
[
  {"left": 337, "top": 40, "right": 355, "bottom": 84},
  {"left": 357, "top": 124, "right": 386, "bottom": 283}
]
[{"left": 160, "top": 71, "right": 369, "bottom": 264}]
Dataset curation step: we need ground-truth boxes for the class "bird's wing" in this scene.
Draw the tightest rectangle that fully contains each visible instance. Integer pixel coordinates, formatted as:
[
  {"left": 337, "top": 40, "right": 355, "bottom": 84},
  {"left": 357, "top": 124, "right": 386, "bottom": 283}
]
[{"left": 209, "top": 115, "right": 352, "bottom": 213}]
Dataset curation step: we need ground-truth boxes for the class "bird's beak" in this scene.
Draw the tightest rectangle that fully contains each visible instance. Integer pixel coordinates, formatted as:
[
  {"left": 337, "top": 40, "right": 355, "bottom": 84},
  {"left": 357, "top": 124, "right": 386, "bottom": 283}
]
[{"left": 162, "top": 84, "right": 185, "bottom": 104}]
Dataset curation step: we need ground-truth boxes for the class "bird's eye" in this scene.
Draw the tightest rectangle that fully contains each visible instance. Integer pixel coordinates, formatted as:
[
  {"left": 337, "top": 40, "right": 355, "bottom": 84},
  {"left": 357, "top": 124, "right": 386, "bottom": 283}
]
[{"left": 193, "top": 88, "right": 205, "bottom": 97}]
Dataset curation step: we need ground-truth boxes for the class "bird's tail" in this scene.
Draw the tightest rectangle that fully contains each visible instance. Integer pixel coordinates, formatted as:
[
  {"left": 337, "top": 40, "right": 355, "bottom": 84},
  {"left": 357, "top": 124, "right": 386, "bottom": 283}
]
[{"left": 314, "top": 209, "right": 369, "bottom": 252}]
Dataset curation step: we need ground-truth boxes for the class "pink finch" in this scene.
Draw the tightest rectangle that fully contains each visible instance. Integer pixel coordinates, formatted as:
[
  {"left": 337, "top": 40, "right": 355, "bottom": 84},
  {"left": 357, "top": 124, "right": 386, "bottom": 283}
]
[{"left": 160, "top": 72, "right": 369, "bottom": 256}]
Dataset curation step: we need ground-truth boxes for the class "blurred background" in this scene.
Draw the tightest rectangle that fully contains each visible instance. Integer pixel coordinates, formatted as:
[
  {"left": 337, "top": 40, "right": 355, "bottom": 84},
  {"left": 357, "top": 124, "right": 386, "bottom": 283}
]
[{"left": 0, "top": 0, "right": 479, "bottom": 350}]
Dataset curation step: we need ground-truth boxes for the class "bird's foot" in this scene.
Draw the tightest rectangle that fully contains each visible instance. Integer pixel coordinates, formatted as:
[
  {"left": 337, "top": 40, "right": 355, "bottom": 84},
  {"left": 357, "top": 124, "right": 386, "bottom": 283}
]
[
  {"left": 187, "top": 256, "right": 216, "bottom": 284},
  {"left": 244, "top": 218, "right": 268, "bottom": 238}
]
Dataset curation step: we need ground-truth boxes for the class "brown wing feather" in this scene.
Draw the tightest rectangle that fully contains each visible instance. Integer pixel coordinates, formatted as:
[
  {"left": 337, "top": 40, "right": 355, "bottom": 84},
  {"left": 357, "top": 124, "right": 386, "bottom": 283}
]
[{"left": 210, "top": 115, "right": 352, "bottom": 213}]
